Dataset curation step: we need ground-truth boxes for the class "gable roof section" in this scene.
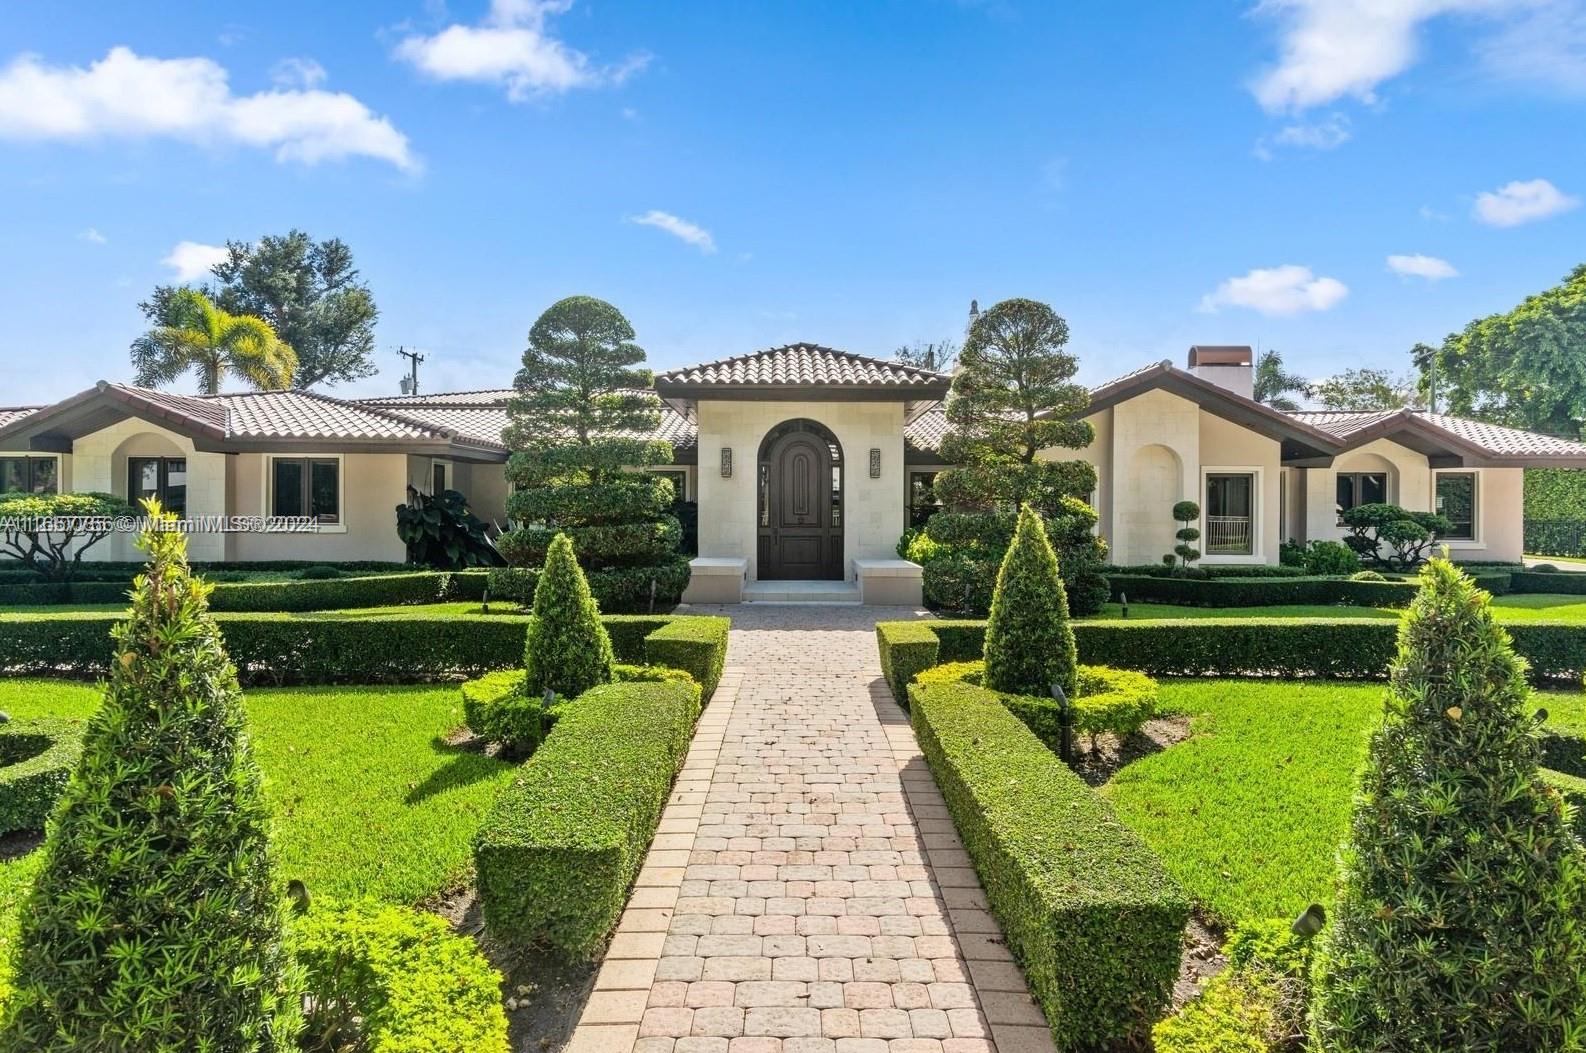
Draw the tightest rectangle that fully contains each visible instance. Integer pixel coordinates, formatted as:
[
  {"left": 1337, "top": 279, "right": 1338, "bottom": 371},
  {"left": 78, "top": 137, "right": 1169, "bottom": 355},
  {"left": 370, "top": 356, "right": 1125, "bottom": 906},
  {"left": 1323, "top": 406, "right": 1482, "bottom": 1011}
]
[
  {"left": 1291, "top": 408, "right": 1586, "bottom": 466},
  {"left": 0, "top": 408, "right": 40, "bottom": 432},
  {"left": 656, "top": 343, "right": 950, "bottom": 402}
]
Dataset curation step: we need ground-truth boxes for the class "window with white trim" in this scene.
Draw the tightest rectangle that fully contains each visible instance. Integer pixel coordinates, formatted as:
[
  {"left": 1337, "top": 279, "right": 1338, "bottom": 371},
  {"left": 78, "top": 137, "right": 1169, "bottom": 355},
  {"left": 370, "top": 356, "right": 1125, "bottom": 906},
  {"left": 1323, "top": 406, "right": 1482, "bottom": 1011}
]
[
  {"left": 270, "top": 457, "right": 340, "bottom": 523},
  {"left": 0, "top": 456, "right": 58, "bottom": 495},
  {"left": 1435, "top": 472, "right": 1477, "bottom": 541},
  {"left": 1205, "top": 472, "right": 1255, "bottom": 556},
  {"left": 128, "top": 457, "right": 186, "bottom": 515}
]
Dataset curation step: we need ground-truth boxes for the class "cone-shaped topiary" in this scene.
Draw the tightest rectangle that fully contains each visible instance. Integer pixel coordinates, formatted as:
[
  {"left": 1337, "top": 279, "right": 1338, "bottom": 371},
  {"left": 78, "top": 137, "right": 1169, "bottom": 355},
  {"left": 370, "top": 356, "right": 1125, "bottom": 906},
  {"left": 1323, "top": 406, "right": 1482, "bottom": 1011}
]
[
  {"left": 982, "top": 505, "right": 1078, "bottom": 699},
  {"left": 1310, "top": 558, "right": 1586, "bottom": 1051},
  {"left": 0, "top": 503, "right": 297, "bottom": 1051},
  {"left": 523, "top": 531, "right": 615, "bottom": 699}
]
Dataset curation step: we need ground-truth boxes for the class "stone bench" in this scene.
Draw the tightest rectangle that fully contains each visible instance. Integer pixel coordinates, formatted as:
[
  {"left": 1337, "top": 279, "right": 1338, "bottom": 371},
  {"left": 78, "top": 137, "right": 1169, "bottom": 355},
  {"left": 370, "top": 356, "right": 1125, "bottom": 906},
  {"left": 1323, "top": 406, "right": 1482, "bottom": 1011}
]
[
  {"left": 681, "top": 557, "right": 748, "bottom": 604},
  {"left": 851, "top": 557, "right": 924, "bottom": 607}
]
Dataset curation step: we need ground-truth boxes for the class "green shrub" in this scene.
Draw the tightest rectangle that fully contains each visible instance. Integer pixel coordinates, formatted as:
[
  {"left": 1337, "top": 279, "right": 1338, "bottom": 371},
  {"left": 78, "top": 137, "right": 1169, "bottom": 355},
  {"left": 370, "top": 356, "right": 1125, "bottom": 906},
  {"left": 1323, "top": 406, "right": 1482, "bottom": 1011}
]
[
  {"left": 910, "top": 506, "right": 1110, "bottom": 618},
  {"left": 462, "top": 664, "right": 694, "bottom": 759},
  {"left": 1303, "top": 539, "right": 1360, "bottom": 576},
  {"left": 984, "top": 506, "right": 1077, "bottom": 698},
  {"left": 0, "top": 718, "right": 84, "bottom": 836},
  {"left": 395, "top": 488, "right": 501, "bottom": 570},
  {"left": 1340, "top": 502, "right": 1451, "bottom": 570},
  {"left": 1, "top": 510, "right": 297, "bottom": 1051},
  {"left": 294, "top": 901, "right": 508, "bottom": 1053},
  {"left": 522, "top": 534, "right": 615, "bottom": 698},
  {"left": 474, "top": 679, "right": 701, "bottom": 956},
  {"left": 908, "top": 680, "right": 1188, "bottom": 1047},
  {"left": 1311, "top": 559, "right": 1586, "bottom": 1051},
  {"left": 1349, "top": 569, "right": 1386, "bottom": 582},
  {"left": 297, "top": 564, "right": 344, "bottom": 580},
  {"left": 1106, "top": 571, "right": 1512, "bottom": 608},
  {"left": 0, "top": 570, "right": 490, "bottom": 611},
  {"left": 914, "top": 660, "right": 1157, "bottom": 748},
  {"left": 1533, "top": 563, "right": 1561, "bottom": 573},
  {"left": 1541, "top": 768, "right": 1586, "bottom": 840},
  {"left": 643, "top": 615, "right": 730, "bottom": 699},
  {"left": 1107, "top": 563, "right": 1308, "bottom": 580},
  {"left": 1512, "top": 569, "right": 1586, "bottom": 595},
  {"left": 484, "top": 557, "right": 691, "bottom": 614},
  {"left": 1151, "top": 970, "right": 1288, "bottom": 1053}
]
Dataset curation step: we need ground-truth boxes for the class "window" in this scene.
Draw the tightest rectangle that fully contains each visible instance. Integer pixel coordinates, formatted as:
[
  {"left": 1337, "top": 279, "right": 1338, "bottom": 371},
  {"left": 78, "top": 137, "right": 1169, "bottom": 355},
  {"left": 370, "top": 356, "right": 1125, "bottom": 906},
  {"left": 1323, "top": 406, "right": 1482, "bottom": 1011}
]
[
  {"left": 128, "top": 457, "right": 186, "bottom": 515},
  {"left": 431, "top": 461, "right": 450, "bottom": 495},
  {"left": 0, "top": 456, "right": 57, "bottom": 495},
  {"left": 1435, "top": 472, "right": 1477, "bottom": 541},
  {"left": 1335, "top": 471, "right": 1388, "bottom": 522},
  {"left": 271, "top": 457, "right": 340, "bottom": 523},
  {"left": 908, "top": 471, "right": 942, "bottom": 529},
  {"left": 1205, "top": 472, "right": 1255, "bottom": 555}
]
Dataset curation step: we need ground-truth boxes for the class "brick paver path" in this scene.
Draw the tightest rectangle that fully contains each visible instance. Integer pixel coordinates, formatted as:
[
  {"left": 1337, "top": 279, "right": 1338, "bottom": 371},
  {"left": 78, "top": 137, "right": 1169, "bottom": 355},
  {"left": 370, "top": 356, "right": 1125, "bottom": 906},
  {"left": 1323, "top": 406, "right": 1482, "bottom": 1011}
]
[{"left": 566, "top": 606, "right": 1053, "bottom": 1053}]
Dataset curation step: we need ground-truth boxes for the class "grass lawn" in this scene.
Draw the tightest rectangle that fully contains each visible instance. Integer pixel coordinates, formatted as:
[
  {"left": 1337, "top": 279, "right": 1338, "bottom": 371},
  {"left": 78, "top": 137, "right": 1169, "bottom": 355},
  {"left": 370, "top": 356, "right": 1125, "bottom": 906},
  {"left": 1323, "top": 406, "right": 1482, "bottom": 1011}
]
[
  {"left": 1101, "top": 679, "right": 1585, "bottom": 928},
  {"left": 1083, "top": 592, "right": 1586, "bottom": 624},
  {"left": 0, "top": 679, "right": 515, "bottom": 907}
]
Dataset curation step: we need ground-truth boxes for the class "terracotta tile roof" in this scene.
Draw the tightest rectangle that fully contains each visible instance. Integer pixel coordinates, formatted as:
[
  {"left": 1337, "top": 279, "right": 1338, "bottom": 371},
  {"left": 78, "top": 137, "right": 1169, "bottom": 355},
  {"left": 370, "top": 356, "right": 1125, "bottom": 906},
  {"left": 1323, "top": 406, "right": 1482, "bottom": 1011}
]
[
  {"left": 1292, "top": 408, "right": 1586, "bottom": 460},
  {"left": 359, "top": 388, "right": 517, "bottom": 406},
  {"left": 0, "top": 407, "right": 39, "bottom": 430},
  {"left": 658, "top": 343, "right": 949, "bottom": 389},
  {"left": 201, "top": 389, "right": 462, "bottom": 443},
  {"left": 372, "top": 405, "right": 511, "bottom": 447},
  {"left": 905, "top": 407, "right": 950, "bottom": 456},
  {"left": 119, "top": 386, "right": 229, "bottom": 433}
]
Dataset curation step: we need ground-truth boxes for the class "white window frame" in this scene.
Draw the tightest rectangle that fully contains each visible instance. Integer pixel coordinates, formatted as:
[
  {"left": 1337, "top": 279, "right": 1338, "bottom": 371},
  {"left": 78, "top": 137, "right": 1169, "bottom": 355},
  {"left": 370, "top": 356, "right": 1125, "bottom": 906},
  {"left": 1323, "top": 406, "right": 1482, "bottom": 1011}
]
[
  {"left": 1432, "top": 468, "right": 1481, "bottom": 548},
  {"left": 0, "top": 452, "right": 63, "bottom": 495},
  {"left": 261, "top": 453, "right": 347, "bottom": 534},
  {"left": 1199, "top": 465, "right": 1265, "bottom": 564},
  {"left": 429, "top": 458, "right": 453, "bottom": 495},
  {"left": 646, "top": 465, "right": 693, "bottom": 503}
]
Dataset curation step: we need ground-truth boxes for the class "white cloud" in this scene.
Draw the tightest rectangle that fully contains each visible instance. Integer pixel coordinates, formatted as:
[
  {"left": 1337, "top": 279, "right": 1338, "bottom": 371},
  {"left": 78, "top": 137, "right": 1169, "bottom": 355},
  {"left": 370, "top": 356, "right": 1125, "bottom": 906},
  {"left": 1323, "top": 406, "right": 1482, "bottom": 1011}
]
[
  {"left": 1474, "top": 1, "right": 1586, "bottom": 93},
  {"left": 76, "top": 227, "right": 107, "bottom": 244},
  {"left": 1473, "top": 177, "right": 1580, "bottom": 225},
  {"left": 162, "top": 241, "right": 229, "bottom": 282},
  {"left": 1255, "top": 111, "right": 1352, "bottom": 158},
  {"left": 0, "top": 46, "right": 415, "bottom": 170},
  {"left": 270, "top": 56, "right": 327, "bottom": 89},
  {"left": 396, "top": 0, "right": 648, "bottom": 101},
  {"left": 629, "top": 210, "right": 716, "bottom": 253},
  {"left": 1387, "top": 253, "right": 1459, "bottom": 279},
  {"left": 1199, "top": 264, "right": 1349, "bottom": 315}
]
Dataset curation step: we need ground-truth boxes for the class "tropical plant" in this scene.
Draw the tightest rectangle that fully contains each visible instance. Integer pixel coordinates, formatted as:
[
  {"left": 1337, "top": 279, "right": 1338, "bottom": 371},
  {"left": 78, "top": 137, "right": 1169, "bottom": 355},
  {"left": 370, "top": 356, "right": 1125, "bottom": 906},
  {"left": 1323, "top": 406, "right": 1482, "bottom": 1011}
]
[
  {"left": 497, "top": 296, "right": 687, "bottom": 611},
  {"left": 1310, "top": 559, "right": 1586, "bottom": 1051},
  {"left": 1300, "top": 538, "right": 1360, "bottom": 576},
  {"left": 130, "top": 287, "right": 296, "bottom": 394},
  {"left": 522, "top": 532, "right": 615, "bottom": 700},
  {"left": 395, "top": 487, "right": 501, "bottom": 569},
  {"left": 983, "top": 506, "right": 1078, "bottom": 699},
  {"left": 140, "top": 230, "right": 379, "bottom": 389},
  {"left": 0, "top": 491, "right": 137, "bottom": 580},
  {"left": 0, "top": 503, "right": 297, "bottom": 1050},
  {"left": 1340, "top": 502, "right": 1451, "bottom": 570},
  {"left": 1253, "top": 349, "right": 1308, "bottom": 411},
  {"left": 1170, "top": 499, "right": 1201, "bottom": 572}
]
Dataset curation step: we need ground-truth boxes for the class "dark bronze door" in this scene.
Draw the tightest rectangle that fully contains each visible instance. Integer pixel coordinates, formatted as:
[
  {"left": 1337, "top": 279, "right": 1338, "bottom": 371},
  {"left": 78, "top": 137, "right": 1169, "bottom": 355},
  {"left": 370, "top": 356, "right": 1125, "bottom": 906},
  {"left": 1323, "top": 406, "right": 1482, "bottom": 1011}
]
[{"left": 759, "top": 429, "right": 842, "bottom": 580}]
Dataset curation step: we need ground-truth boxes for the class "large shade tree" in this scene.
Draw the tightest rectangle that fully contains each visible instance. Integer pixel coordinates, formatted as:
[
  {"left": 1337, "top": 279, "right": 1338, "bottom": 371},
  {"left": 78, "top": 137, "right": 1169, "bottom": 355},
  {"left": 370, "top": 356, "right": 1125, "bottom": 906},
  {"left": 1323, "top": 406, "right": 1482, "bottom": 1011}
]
[
  {"left": 130, "top": 288, "right": 296, "bottom": 394},
  {"left": 139, "top": 230, "right": 378, "bottom": 389},
  {"left": 911, "top": 298, "right": 1108, "bottom": 614},
  {"left": 497, "top": 296, "right": 688, "bottom": 611},
  {"left": 1309, "top": 367, "right": 1421, "bottom": 411}
]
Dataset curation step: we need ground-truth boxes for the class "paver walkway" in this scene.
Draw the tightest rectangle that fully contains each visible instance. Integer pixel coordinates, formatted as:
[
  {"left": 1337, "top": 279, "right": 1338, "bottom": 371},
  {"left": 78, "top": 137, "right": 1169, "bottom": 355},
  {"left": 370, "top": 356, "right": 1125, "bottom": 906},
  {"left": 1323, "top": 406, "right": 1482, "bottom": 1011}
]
[{"left": 566, "top": 605, "right": 1053, "bottom": 1053}]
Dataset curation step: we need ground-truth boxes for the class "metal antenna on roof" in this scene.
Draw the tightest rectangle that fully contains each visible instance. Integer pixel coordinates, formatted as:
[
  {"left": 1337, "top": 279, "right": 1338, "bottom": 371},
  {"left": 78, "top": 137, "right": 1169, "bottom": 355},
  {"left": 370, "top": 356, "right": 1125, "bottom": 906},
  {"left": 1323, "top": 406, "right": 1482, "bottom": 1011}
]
[{"left": 397, "top": 347, "right": 425, "bottom": 396}]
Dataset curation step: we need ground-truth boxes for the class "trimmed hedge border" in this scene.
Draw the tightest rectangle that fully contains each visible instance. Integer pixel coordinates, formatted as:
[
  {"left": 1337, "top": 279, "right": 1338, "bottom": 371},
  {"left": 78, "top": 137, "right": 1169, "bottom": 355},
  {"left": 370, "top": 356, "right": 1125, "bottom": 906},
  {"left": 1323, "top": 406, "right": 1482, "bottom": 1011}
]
[
  {"left": 1106, "top": 571, "right": 1513, "bottom": 608},
  {"left": 0, "top": 612, "right": 731, "bottom": 696},
  {"left": 1511, "top": 570, "right": 1586, "bottom": 596},
  {"left": 0, "top": 717, "right": 85, "bottom": 835},
  {"left": 914, "top": 660, "right": 1159, "bottom": 745},
  {"left": 473, "top": 678, "right": 702, "bottom": 956},
  {"left": 877, "top": 618, "right": 1586, "bottom": 700},
  {"left": 910, "top": 680, "right": 1189, "bottom": 1047},
  {"left": 0, "top": 570, "right": 489, "bottom": 611}
]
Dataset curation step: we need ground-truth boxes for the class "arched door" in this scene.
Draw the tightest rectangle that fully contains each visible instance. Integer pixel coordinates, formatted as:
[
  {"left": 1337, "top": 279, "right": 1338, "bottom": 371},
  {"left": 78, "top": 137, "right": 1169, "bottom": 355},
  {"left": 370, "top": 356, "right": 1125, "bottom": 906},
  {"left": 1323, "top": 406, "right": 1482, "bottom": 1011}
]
[{"left": 758, "top": 421, "right": 843, "bottom": 580}]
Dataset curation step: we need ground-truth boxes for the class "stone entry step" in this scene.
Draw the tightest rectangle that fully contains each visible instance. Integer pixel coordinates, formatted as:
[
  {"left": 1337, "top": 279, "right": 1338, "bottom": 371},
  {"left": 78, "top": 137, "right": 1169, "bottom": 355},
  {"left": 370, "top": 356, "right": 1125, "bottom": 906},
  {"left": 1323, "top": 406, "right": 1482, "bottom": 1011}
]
[{"left": 742, "top": 581, "right": 863, "bottom": 605}]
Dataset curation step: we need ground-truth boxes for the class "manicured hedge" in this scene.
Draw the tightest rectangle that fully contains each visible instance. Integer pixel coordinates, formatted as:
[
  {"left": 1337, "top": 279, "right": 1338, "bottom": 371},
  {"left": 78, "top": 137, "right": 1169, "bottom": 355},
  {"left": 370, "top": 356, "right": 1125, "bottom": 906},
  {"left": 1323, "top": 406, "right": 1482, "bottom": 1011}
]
[
  {"left": 915, "top": 660, "right": 1159, "bottom": 745},
  {"left": 909, "top": 680, "right": 1188, "bottom": 1047},
  {"left": 473, "top": 678, "right": 702, "bottom": 956},
  {"left": 1542, "top": 725, "right": 1585, "bottom": 778},
  {"left": 486, "top": 557, "right": 691, "bottom": 614},
  {"left": 0, "top": 717, "right": 84, "bottom": 835},
  {"left": 1107, "top": 571, "right": 1513, "bottom": 608},
  {"left": 1542, "top": 768, "right": 1586, "bottom": 840},
  {"left": 1511, "top": 570, "right": 1586, "bottom": 596},
  {"left": 1105, "top": 563, "right": 1309, "bottom": 579},
  {"left": 877, "top": 618, "right": 1586, "bottom": 700},
  {"left": 0, "top": 612, "right": 730, "bottom": 694},
  {"left": 0, "top": 570, "right": 489, "bottom": 611}
]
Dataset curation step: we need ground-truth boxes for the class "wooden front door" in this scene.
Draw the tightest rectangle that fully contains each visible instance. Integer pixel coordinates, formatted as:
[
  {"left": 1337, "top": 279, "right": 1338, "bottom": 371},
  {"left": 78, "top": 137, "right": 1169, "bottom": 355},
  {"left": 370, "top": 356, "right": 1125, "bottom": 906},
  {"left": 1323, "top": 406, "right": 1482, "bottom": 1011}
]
[{"left": 758, "top": 428, "right": 843, "bottom": 580}]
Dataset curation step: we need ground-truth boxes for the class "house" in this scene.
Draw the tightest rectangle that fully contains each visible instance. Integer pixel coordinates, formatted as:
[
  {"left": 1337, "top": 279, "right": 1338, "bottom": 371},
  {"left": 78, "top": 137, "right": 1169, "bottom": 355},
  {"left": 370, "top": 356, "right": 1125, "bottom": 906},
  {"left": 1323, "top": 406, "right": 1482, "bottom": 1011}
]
[{"left": 4, "top": 344, "right": 1584, "bottom": 602}]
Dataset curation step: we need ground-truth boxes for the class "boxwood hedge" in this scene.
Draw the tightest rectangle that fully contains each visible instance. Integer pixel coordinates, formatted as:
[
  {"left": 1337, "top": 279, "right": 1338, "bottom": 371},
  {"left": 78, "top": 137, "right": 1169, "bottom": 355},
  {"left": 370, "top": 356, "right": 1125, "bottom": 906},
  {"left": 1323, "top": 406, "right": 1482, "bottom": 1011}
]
[
  {"left": 877, "top": 618, "right": 1586, "bottom": 701},
  {"left": 1106, "top": 571, "right": 1513, "bottom": 608},
  {"left": 0, "top": 570, "right": 489, "bottom": 611},
  {"left": 914, "top": 660, "right": 1159, "bottom": 745},
  {"left": 0, "top": 717, "right": 85, "bottom": 835},
  {"left": 473, "top": 678, "right": 702, "bottom": 956},
  {"left": 909, "top": 680, "right": 1188, "bottom": 1047},
  {"left": 0, "top": 612, "right": 731, "bottom": 695}
]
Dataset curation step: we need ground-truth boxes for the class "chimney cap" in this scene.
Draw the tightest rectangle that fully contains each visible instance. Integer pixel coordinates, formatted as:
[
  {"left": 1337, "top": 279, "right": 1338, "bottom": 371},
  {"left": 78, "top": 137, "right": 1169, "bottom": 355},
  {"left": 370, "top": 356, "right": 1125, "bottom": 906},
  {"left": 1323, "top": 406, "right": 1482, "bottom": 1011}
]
[{"left": 1188, "top": 345, "right": 1253, "bottom": 368}]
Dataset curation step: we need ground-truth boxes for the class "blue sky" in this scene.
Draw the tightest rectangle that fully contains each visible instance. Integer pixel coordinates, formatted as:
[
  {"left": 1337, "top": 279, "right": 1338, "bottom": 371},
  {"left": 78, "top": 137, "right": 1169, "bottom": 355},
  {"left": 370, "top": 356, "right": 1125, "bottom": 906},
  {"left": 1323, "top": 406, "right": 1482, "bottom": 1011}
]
[{"left": 1, "top": 0, "right": 1583, "bottom": 404}]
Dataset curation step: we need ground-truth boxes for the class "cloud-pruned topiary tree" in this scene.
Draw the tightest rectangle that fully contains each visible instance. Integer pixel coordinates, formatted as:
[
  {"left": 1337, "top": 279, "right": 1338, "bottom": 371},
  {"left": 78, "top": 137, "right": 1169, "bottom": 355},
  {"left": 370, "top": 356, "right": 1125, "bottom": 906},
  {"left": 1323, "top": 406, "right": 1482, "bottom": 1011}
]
[
  {"left": 0, "top": 503, "right": 297, "bottom": 1051},
  {"left": 523, "top": 532, "right": 615, "bottom": 700},
  {"left": 1310, "top": 558, "right": 1586, "bottom": 1051},
  {"left": 498, "top": 295, "right": 688, "bottom": 611},
  {"left": 983, "top": 505, "right": 1078, "bottom": 700}
]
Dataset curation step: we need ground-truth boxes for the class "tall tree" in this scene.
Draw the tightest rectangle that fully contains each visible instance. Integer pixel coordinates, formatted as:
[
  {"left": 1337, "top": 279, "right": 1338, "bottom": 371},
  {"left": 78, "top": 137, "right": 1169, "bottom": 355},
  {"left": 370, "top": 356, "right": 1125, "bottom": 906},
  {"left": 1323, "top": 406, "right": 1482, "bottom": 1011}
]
[
  {"left": 497, "top": 296, "right": 689, "bottom": 611},
  {"left": 139, "top": 230, "right": 378, "bottom": 389},
  {"left": 1308, "top": 367, "right": 1422, "bottom": 411},
  {"left": 1252, "top": 349, "right": 1308, "bottom": 411},
  {"left": 130, "top": 288, "right": 296, "bottom": 394},
  {"left": 894, "top": 339, "right": 959, "bottom": 373},
  {"left": 1424, "top": 263, "right": 1586, "bottom": 437}
]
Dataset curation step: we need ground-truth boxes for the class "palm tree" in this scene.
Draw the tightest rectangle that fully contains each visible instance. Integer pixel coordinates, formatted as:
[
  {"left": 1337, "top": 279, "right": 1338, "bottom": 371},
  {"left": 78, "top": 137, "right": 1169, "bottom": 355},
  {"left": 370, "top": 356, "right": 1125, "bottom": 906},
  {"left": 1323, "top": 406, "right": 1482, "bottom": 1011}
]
[
  {"left": 130, "top": 289, "right": 296, "bottom": 394},
  {"left": 1253, "top": 349, "right": 1308, "bottom": 411}
]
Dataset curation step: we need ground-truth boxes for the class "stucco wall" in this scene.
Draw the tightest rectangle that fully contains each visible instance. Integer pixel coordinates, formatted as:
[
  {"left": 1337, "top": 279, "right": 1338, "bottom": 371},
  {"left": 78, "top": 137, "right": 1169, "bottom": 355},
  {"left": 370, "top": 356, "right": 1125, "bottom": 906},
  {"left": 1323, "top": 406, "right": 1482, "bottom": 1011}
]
[
  {"left": 70, "top": 419, "right": 229, "bottom": 561},
  {"left": 229, "top": 451, "right": 409, "bottom": 563},
  {"left": 1440, "top": 467, "right": 1524, "bottom": 562},
  {"left": 1108, "top": 389, "right": 1199, "bottom": 565},
  {"left": 695, "top": 399, "right": 905, "bottom": 581},
  {"left": 1302, "top": 439, "right": 1432, "bottom": 546},
  {"left": 1200, "top": 409, "right": 1281, "bottom": 565}
]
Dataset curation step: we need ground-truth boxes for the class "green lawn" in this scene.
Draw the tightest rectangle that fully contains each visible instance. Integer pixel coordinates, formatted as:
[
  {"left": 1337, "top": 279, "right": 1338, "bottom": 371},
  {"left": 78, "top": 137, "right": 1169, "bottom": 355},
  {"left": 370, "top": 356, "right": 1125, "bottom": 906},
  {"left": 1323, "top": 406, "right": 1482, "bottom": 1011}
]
[
  {"left": 1101, "top": 679, "right": 1585, "bottom": 928},
  {"left": 1083, "top": 592, "right": 1586, "bottom": 624}
]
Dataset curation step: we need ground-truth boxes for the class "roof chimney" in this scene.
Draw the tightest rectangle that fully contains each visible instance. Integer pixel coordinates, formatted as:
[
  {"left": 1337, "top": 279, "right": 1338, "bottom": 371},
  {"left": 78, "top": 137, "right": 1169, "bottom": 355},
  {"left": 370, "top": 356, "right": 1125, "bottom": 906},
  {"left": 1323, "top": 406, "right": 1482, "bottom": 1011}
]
[{"left": 1187, "top": 345, "right": 1253, "bottom": 399}]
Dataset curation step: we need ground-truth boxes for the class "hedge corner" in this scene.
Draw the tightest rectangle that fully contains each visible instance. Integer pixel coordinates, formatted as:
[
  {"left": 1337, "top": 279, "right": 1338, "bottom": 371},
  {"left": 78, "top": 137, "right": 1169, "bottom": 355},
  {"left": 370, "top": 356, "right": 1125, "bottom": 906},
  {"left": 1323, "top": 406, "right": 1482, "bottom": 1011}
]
[{"left": 644, "top": 615, "right": 731, "bottom": 699}]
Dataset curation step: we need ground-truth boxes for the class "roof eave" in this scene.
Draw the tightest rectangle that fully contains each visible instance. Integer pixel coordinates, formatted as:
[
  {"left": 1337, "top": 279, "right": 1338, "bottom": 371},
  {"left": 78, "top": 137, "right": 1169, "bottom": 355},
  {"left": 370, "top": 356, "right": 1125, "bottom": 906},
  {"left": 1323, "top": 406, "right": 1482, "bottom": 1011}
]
[{"left": 654, "top": 381, "right": 951, "bottom": 403}]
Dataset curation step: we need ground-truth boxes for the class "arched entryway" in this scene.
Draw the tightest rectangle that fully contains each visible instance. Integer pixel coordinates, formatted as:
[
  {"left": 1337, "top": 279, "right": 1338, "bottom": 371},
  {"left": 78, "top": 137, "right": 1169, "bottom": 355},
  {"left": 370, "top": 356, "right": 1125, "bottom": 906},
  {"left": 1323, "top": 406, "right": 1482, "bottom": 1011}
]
[{"left": 757, "top": 419, "right": 843, "bottom": 580}]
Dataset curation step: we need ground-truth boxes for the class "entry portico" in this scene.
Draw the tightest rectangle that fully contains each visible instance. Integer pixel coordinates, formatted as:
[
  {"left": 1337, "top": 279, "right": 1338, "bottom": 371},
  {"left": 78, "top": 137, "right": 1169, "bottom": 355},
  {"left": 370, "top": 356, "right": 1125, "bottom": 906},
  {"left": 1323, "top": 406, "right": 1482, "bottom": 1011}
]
[{"left": 655, "top": 344, "right": 947, "bottom": 604}]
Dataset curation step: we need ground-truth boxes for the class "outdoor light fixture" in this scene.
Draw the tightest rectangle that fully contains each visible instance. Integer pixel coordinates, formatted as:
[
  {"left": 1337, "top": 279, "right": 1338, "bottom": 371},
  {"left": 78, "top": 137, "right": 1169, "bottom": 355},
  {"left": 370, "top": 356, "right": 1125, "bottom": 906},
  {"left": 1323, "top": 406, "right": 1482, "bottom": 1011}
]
[
  {"left": 869, "top": 448, "right": 881, "bottom": 478},
  {"left": 720, "top": 447, "right": 733, "bottom": 478},
  {"left": 1291, "top": 903, "right": 1327, "bottom": 937}
]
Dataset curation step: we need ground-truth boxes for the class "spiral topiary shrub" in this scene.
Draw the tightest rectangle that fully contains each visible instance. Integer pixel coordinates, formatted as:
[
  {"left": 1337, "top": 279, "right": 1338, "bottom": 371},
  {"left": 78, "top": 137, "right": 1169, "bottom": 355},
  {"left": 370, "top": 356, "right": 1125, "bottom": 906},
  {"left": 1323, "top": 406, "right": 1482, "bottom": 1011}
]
[
  {"left": 522, "top": 532, "right": 614, "bottom": 699},
  {"left": 0, "top": 505, "right": 298, "bottom": 1051},
  {"left": 1309, "top": 558, "right": 1586, "bottom": 1051},
  {"left": 983, "top": 505, "right": 1077, "bottom": 699},
  {"left": 0, "top": 718, "right": 83, "bottom": 836}
]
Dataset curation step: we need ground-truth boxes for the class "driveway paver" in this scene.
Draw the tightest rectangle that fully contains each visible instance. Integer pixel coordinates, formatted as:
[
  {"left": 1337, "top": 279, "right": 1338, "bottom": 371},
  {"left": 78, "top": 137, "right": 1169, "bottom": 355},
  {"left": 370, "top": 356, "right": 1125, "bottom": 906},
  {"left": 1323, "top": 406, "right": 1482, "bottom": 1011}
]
[{"left": 566, "top": 605, "right": 1052, "bottom": 1053}]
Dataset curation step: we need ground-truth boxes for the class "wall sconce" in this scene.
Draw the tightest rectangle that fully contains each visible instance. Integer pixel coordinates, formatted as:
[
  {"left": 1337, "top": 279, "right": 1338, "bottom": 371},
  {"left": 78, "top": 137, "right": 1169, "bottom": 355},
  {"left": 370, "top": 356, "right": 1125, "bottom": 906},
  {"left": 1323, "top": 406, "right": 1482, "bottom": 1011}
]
[
  {"left": 720, "top": 447, "right": 733, "bottom": 478},
  {"left": 869, "top": 448, "right": 881, "bottom": 479}
]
